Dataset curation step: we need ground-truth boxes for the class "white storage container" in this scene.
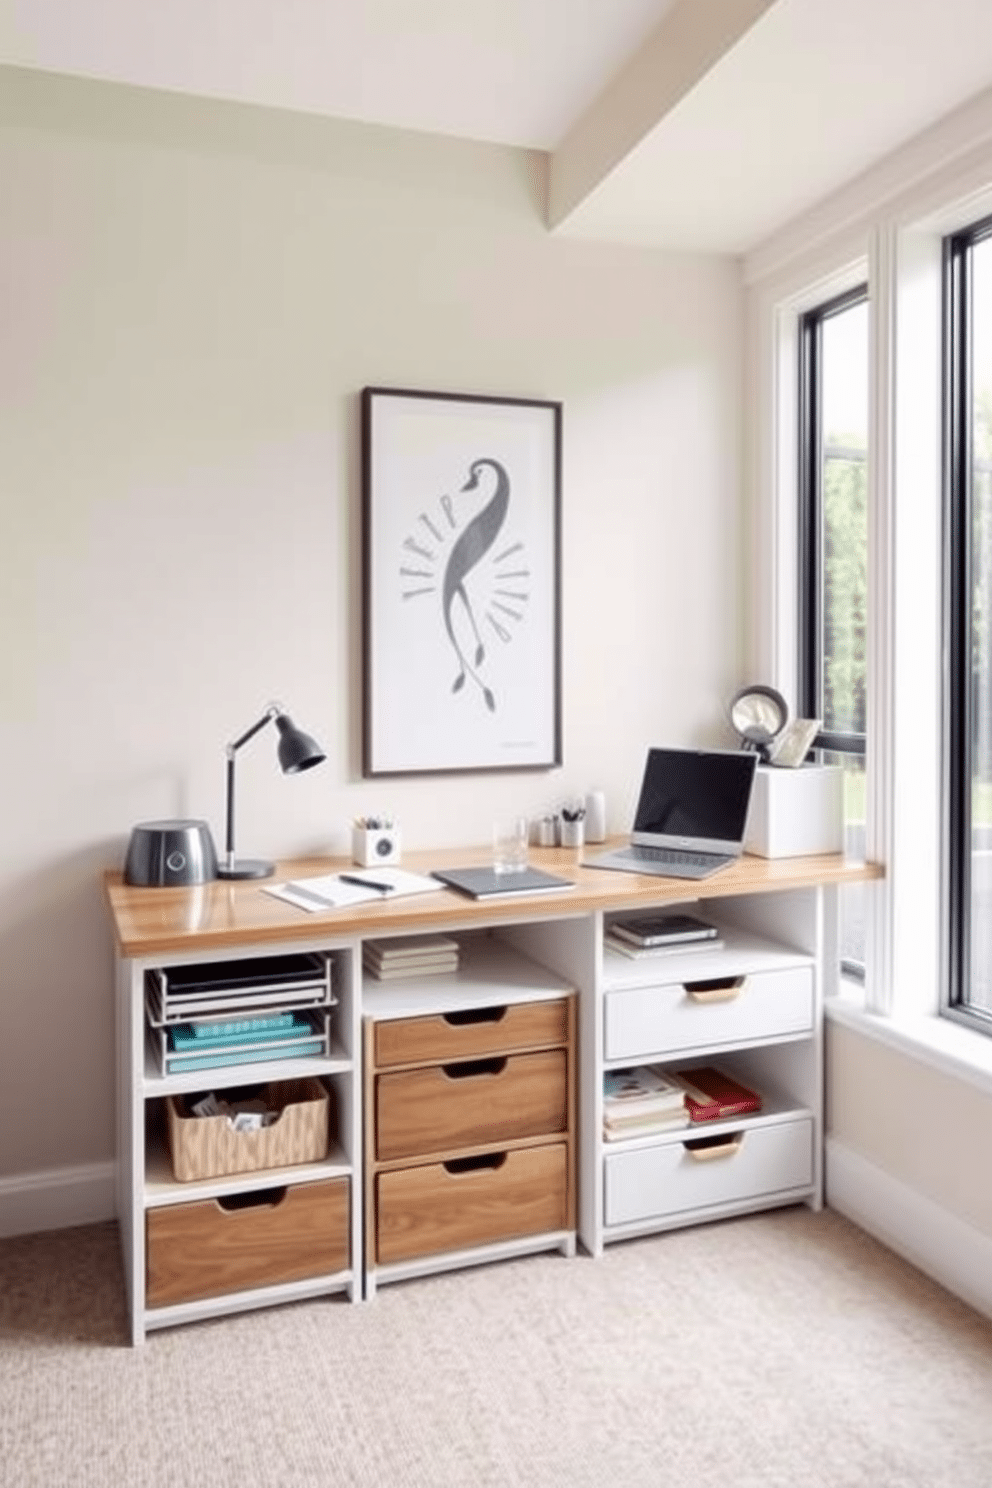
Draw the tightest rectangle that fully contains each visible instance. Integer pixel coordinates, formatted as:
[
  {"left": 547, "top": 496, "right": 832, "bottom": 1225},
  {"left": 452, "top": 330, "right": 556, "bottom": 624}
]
[{"left": 744, "top": 764, "right": 844, "bottom": 858}]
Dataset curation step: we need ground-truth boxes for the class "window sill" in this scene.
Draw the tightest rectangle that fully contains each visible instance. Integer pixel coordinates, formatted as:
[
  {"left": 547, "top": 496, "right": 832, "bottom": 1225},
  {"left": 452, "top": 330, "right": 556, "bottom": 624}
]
[{"left": 826, "top": 991, "right": 992, "bottom": 1098}]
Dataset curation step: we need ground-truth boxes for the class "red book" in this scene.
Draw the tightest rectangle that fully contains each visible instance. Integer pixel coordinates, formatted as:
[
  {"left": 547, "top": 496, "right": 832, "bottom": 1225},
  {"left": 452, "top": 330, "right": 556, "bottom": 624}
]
[{"left": 675, "top": 1067, "right": 762, "bottom": 1123}]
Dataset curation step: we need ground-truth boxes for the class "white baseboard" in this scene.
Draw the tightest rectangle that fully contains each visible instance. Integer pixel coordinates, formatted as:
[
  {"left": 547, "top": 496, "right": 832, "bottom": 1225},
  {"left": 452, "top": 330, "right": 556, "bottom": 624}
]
[
  {"left": 826, "top": 1136, "right": 992, "bottom": 1321},
  {"left": 0, "top": 1162, "right": 116, "bottom": 1239}
]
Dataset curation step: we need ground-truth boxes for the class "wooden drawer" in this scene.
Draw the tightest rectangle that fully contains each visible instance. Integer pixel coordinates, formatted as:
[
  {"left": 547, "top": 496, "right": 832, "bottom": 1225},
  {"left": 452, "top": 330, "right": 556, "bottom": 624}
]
[
  {"left": 146, "top": 1177, "right": 349, "bottom": 1308},
  {"left": 603, "top": 1117, "right": 813, "bottom": 1228},
  {"left": 376, "top": 1143, "right": 568, "bottom": 1263},
  {"left": 376, "top": 1049, "right": 568, "bottom": 1161},
  {"left": 374, "top": 997, "right": 570, "bottom": 1068},
  {"left": 603, "top": 963, "right": 813, "bottom": 1062}
]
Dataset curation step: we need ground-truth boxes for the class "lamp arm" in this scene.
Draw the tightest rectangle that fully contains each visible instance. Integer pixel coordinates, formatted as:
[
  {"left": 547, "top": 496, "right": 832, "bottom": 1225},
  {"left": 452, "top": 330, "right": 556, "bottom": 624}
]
[
  {"left": 226, "top": 702, "right": 282, "bottom": 757},
  {"left": 223, "top": 702, "right": 283, "bottom": 867}
]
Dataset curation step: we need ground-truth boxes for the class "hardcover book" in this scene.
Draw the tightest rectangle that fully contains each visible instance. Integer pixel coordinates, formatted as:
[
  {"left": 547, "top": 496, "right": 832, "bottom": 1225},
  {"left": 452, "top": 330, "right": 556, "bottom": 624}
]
[{"left": 674, "top": 1067, "right": 762, "bottom": 1123}]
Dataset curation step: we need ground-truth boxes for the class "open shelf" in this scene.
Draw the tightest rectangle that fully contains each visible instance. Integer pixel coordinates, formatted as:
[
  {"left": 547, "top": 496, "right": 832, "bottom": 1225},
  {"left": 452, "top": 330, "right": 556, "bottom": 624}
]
[
  {"left": 600, "top": 1088, "right": 812, "bottom": 1153},
  {"left": 141, "top": 1031, "right": 353, "bottom": 1094},
  {"left": 144, "top": 1132, "right": 352, "bottom": 1206},
  {"left": 602, "top": 921, "right": 812, "bottom": 989},
  {"left": 362, "top": 930, "right": 575, "bottom": 1020}
]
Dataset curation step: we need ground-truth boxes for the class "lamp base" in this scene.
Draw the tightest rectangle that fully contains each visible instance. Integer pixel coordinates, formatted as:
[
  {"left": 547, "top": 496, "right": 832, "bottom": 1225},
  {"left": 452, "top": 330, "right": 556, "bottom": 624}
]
[{"left": 217, "top": 858, "right": 275, "bottom": 880}]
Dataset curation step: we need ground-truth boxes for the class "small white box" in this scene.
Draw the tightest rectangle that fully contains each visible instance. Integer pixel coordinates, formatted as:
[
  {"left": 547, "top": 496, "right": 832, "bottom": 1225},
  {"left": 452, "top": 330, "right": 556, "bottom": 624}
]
[
  {"left": 352, "top": 825, "right": 401, "bottom": 866},
  {"left": 744, "top": 764, "right": 844, "bottom": 859}
]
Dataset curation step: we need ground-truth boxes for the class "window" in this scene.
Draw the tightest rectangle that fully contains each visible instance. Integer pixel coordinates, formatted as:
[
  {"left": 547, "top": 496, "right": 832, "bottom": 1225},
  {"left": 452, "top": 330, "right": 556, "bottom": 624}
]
[
  {"left": 944, "top": 217, "right": 992, "bottom": 1031},
  {"left": 798, "top": 286, "right": 869, "bottom": 976}
]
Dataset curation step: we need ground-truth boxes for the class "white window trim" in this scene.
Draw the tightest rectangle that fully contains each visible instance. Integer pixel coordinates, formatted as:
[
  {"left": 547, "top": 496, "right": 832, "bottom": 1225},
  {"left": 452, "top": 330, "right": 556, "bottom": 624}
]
[
  {"left": 745, "top": 87, "right": 992, "bottom": 1042},
  {"left": 828, "top": 994, "right": 992, "bottom": 1102}
]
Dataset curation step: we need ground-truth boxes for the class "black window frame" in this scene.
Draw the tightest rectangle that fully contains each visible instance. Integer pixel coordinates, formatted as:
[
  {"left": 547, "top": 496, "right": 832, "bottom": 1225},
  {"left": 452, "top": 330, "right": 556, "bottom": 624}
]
[
  {"left": 797, "top": 284, "right": 869, "bottom": 982},
  {"left": 797, "top": 283, "right": 870, "bottom": 758},
  {"left": 942, "top": 213, "right": 992, "bottom": 1035}
]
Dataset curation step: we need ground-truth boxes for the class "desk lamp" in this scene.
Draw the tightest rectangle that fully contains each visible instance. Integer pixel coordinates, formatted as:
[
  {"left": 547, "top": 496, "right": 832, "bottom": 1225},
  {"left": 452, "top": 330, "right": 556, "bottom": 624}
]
[{"left": 218, "top": 703, "right": 326, "bottom": 880}]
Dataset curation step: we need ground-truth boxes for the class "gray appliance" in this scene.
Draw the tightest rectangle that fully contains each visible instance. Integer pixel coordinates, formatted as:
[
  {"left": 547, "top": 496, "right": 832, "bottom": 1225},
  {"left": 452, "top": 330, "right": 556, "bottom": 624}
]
[{"left": 123, "top": 819, "right": 219, "bottom": 887}]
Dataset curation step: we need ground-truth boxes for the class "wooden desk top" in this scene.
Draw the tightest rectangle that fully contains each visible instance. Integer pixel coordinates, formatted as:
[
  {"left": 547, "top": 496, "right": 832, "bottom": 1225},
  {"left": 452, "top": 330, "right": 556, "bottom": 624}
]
[{"left": 104, "top": 841, "right": 883, "bottom": 960}]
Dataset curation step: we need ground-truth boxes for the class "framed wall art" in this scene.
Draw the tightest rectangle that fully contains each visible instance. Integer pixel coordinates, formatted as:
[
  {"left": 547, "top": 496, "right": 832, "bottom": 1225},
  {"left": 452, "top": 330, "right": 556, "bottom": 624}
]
[{"left": 361, "top": 387, "right": 562, "bottom": 776}]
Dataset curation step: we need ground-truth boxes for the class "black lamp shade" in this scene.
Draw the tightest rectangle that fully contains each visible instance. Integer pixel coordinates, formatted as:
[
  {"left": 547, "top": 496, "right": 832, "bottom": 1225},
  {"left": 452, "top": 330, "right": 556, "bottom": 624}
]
[
  {"left": 275, "top": 713, "right": 326, "bottom": 774},
  {"left": 218, "top": 703, "right": 326, "bottom": 880}
]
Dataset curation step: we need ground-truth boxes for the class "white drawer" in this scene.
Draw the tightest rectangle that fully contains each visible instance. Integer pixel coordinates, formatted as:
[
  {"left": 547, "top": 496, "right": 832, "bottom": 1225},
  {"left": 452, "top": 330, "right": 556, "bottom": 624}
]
[
  {"left": 603, "top": 1116, "right": 813, "bottom": 1228},
  {"left": 603, "top": 963, "right": 813, "bottom": 1062}
]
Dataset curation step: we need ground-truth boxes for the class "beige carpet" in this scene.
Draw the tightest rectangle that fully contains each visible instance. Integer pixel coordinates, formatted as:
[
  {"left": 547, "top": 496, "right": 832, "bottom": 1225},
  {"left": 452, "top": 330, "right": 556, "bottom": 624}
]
[{"left": 2, "top": 1207, "right": 991, "bottom": 1487}]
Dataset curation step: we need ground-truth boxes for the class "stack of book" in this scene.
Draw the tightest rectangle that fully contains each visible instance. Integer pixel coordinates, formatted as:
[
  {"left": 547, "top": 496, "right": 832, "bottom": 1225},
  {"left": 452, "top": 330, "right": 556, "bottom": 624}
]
[
  {"left": 603, "top": 1064, "right": 689, "bottom": 1141},
  {"left": 363, "top": 934, "right": 460, "bottom": 981},
  {"left": 165, "top": 1011, "right": 324, "bottom": 1074},
  {"left": 605, "top": 911, "right": 724, "bottom": 960},
  {"left": 603, "top": 1064, "right": 764, "bottom": 1141}
]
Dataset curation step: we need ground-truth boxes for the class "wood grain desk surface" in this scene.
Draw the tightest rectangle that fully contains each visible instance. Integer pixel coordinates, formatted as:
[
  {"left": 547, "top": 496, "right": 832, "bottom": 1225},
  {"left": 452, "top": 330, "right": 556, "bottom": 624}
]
[{"left": 104, "top": 842, "right": 883, "bottom": 960}]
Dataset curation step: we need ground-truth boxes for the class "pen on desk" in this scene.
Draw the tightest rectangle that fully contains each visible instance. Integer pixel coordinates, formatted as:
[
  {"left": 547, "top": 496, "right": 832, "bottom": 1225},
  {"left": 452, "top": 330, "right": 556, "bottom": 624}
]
[{"left": 339, "top": 873, "right": 394, "bottom": 894}]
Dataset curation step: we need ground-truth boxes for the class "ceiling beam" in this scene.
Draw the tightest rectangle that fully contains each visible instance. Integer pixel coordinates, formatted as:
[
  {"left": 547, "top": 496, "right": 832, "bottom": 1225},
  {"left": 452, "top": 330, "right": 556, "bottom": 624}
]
[{"left": 548, "top": 0, "right": 779, "bottom": 230}]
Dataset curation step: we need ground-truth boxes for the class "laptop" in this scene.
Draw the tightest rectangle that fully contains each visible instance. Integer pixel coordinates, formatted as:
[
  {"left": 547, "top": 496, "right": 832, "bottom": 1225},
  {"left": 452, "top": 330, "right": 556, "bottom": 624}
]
[{"left": 585, "top": 746, "right": 758, "bottom": 880}]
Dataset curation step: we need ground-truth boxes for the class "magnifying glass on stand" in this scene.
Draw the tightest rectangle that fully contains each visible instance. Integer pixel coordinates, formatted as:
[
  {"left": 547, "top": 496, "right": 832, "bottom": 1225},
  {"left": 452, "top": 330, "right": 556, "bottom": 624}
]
[{"left": 728, "top": 684, "right": 789, "bottom": 762}]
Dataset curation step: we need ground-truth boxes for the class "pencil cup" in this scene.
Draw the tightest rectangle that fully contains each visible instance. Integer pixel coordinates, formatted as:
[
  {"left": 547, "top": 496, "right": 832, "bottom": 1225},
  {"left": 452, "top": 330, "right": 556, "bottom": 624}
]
[
  {"left": 560, "top": 817, "right": 584, "bottom": 848},
  {"left": 536, "top": 815, "right": 556, "bottom": 847},
  {"left": 352, "top": 826, "right": 401, "bottom": 866}
]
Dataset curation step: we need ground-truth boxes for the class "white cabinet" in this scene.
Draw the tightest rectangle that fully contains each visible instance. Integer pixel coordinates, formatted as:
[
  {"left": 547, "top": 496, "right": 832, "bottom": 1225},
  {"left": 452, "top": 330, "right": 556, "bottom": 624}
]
[
  {"left": 108, "top": 852, "right": 870, "bottom": 1341},
  {"left": 582, "top": 908, "right": 824, "bottom": 1254}
]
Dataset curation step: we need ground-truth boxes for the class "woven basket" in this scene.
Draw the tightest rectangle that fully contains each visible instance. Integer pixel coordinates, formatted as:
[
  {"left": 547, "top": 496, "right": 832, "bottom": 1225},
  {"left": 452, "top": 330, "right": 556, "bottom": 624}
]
[{"left": 166, "top": 1077, "right": 331, "bottom": 1182}]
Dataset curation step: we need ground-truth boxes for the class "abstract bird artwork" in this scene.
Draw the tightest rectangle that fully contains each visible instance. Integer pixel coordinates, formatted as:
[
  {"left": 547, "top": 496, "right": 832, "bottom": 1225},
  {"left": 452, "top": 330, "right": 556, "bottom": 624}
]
[{"left": 362, "top": 389, "right": 562, "bottom": 775}]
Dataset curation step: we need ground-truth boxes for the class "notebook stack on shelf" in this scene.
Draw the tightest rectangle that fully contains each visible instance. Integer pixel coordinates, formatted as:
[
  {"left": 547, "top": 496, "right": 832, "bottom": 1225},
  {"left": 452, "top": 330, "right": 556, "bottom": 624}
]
[
  {"left": 603, "top": 1065, "right": 690, "bottom": 1141},
  {"left": 363, "top": 934, "right": 460, "bottom": 982},
  {"left": 163, "top": 1011, "right": 326, "bottom": 1075},
  {"left": 604, "top": 911, "right": 724, "bottom": 960}
]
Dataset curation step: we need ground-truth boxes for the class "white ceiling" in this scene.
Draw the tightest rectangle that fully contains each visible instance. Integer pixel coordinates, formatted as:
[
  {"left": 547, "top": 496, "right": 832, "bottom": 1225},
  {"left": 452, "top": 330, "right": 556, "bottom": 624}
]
[{"left": 2, "top": 0, "right": 992, "bottom": 253}]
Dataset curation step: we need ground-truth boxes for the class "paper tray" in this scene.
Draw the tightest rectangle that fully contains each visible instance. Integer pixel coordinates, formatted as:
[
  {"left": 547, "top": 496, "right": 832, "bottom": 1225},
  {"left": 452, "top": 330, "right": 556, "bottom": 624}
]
[
  {"left": 147, "top": 1008, "right": 332, "bottom": 1077},
  {"left": 145, "top": 952, "right": 334, "bottom": 1024}
]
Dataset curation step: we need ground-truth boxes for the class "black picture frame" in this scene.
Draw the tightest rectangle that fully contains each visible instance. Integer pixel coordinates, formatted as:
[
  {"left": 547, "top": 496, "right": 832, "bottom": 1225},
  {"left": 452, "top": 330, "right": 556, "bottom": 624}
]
[{"left": 361, "top": 387, "right": 562, "bottom": 776}]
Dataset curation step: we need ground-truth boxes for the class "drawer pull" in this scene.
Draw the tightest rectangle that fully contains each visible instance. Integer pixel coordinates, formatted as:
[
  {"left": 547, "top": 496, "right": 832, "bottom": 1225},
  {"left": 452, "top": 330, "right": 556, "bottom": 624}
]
[
  {"left": 442, "top": 1006, "right": 508, "bottom": 1027},
  {"left": 441, "top": 1057, "right": 508, "bottom": 1079},
  {"left": 443, "top": 1152, "right": 508, "bottom": 1175},
  {"left": 215, "top": 1186, "right": 288, "bottom": 1212},
  {"left": 684, "top": 975, "right": 746, "bottom": 1004},
  {"left": 683, "top": 1133, "right": 744, "bottom": 1162}
]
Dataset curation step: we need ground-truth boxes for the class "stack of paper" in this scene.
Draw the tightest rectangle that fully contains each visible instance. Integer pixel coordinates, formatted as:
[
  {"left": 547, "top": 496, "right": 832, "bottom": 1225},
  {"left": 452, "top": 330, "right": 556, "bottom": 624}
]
[
  {"left": 603, "top": 1065, "right": 689, "bottom": 1141},
  {"left": 363, "top": 934, "right": 460, "bottom": 981}
]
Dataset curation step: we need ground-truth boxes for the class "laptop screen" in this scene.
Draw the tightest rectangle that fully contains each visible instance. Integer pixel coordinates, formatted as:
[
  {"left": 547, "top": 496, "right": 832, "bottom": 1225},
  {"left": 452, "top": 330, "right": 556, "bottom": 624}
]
[{"left": 632, "top": 747, "right": 756, "bottom": 846}]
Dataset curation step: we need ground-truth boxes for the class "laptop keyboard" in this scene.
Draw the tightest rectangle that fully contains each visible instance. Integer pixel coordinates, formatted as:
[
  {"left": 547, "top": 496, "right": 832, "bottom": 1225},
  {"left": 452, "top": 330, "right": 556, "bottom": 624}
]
[{"left": 628, "top": 845, "right": 731, "bottom": 869}]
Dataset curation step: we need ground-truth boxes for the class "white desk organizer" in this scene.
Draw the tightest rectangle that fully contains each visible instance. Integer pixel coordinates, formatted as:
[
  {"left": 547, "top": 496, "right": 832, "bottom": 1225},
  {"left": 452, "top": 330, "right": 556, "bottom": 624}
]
[
  {"left": 744, "top": 764, "right": 844, "bottom": 858},
  {"left": 352, "top": 825, "right": 401, "bottom": 867}
]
